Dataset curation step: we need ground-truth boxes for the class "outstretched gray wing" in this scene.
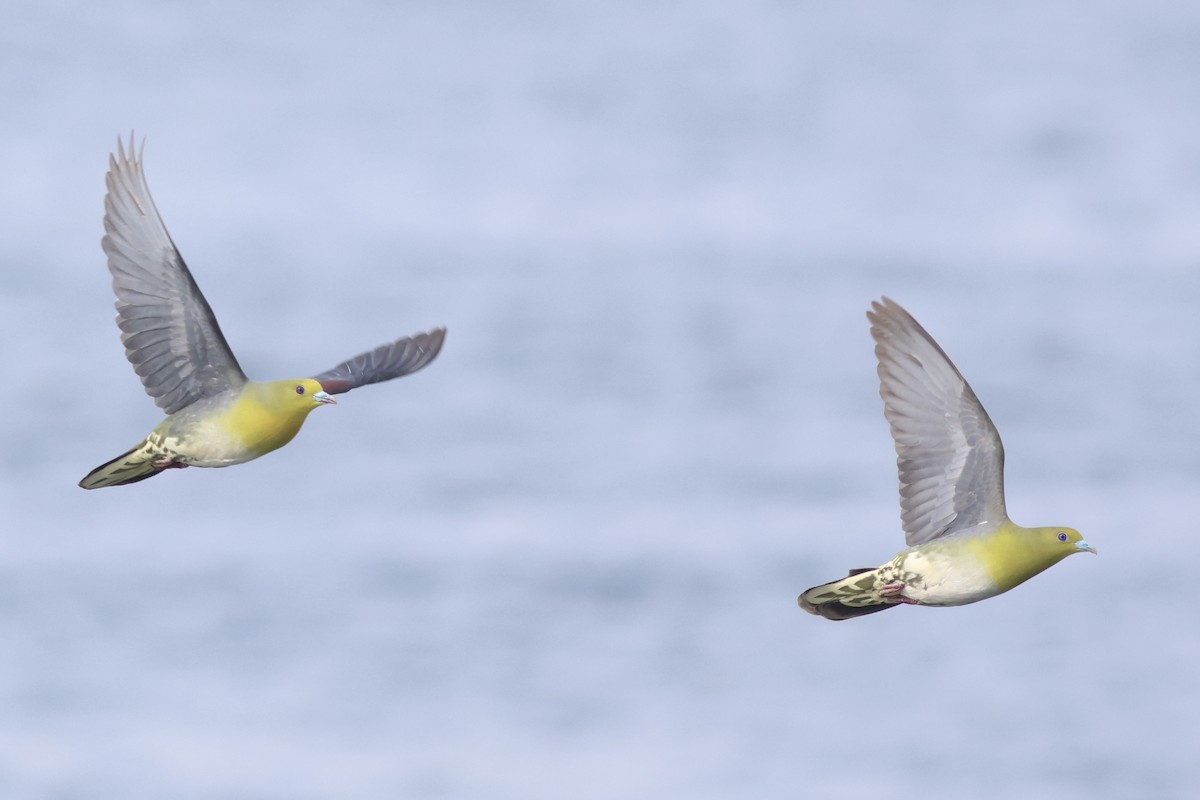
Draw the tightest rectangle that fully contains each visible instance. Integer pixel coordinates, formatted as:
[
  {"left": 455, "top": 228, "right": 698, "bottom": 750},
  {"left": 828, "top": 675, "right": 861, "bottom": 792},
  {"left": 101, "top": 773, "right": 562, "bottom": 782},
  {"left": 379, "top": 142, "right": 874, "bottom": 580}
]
[
  {"left": 868, "top": 297, "right": 1008, "bottom": 546},
  {"left": 314, "top": 327, "right": 446, "bottom": 394},
  {"left": 102, "top": 135, "right": 246, "bottom": 413}
]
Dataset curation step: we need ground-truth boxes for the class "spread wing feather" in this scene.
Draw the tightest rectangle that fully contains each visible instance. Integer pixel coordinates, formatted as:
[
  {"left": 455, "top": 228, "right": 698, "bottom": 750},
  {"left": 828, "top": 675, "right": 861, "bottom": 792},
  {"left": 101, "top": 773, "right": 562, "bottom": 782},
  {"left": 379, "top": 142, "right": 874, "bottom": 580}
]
[
  {"left": 102, "top": 135, "right": 246, "bottom": 413},
  {"left": 868, "top": 298, "right": 1007, "bottom": 546},
  {"left": 314, "top": 327, "right": 446, "bottom": 394}
]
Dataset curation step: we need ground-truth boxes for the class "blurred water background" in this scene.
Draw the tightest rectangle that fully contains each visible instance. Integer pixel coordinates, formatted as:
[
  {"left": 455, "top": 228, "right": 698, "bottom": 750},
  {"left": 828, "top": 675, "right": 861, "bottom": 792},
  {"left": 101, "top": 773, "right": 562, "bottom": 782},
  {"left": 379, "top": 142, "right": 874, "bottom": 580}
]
[{"left": 2, "top": 1, "right": 1199, "bottom": 798}]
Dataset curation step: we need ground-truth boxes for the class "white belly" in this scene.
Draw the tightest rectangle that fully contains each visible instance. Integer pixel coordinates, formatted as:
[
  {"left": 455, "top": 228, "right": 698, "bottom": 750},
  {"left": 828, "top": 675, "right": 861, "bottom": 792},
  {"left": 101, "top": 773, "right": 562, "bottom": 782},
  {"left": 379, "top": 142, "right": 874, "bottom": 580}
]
[
  {"left": 889, "top": 548, "right": 1001, "bottom": 607},
  {"left": 147, "top": 423, "right": 256, "bottom": 468}
]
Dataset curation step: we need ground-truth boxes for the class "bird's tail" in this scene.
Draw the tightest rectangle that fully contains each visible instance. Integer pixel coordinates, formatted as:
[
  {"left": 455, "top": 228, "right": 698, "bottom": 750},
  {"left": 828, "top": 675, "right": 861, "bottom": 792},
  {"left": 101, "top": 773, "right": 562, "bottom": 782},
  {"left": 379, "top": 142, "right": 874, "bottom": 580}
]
[
  {"left": 798, "top": 567, "right": 898, "bottom": 621},
  {"left": 79, "top": 442, "right": 161, "bottom": 489}
]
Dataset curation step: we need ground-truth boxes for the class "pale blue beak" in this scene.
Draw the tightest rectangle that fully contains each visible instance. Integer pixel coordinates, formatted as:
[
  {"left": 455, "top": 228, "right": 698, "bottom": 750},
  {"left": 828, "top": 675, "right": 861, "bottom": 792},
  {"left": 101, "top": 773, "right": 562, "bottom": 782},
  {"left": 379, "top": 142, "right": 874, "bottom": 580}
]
[
  {"left": 1076, "top": 541, "right": 1097, "bottom": 554},
  {"left": 313, "top": 390, "right": 337, "bottom": 405}
]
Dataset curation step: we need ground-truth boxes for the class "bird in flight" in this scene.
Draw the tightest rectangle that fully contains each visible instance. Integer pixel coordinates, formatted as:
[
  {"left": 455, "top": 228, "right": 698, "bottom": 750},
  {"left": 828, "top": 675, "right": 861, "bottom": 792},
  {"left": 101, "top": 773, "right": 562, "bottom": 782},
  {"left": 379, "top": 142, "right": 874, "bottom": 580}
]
[
  {"left": 798, "top": 297, "right": 1094, "bottom": 619},
  {"left": 80, "top": 135, "right": 445, "bottom": 489}
]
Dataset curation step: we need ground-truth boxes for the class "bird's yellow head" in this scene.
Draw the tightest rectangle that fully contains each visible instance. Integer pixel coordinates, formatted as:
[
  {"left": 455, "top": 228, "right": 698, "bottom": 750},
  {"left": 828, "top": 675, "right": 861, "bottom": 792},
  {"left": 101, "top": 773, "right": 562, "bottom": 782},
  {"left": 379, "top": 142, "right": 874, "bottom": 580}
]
[
  {"left": 284, "top": 378, "right": 337, "bottom": 412},
  {"left": 1036, "top": 526, "right": 1096, "bottom": 557},
  {"left": 248, "top": 378, "right": 337, "bottom": 421}
]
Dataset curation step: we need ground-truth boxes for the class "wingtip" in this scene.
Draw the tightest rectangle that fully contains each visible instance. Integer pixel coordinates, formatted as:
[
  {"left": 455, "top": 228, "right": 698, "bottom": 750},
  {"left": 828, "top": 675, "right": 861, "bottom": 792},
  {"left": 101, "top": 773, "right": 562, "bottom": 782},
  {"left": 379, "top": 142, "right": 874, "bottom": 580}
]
[
  {"left": 866, "top": 295, "right": 907, "bottom": 323},
  {"left": 409, "top": 325, "right": 448, "bottom": 364},
  {"left": 112, "top": 130, "right": 145, "bottom": 168},
  {"left": 865, "top": 296, "right": 890, "bottom": 327}
]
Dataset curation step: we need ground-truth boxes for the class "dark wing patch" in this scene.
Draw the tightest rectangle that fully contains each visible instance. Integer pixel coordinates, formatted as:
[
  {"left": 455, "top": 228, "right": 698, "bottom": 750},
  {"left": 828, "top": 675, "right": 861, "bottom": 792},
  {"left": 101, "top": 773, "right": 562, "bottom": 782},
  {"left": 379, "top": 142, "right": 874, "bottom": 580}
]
[{"left": 314, "top": 327, "right": 446, "bottom": 395}]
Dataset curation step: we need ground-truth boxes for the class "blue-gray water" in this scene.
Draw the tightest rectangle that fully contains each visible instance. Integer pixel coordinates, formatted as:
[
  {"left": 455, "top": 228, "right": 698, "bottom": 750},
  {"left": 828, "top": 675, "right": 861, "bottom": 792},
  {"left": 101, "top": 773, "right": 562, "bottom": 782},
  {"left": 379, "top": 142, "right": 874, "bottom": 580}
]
[{"left": 3, "top": 1, "right": 1199, "bottom": 797}]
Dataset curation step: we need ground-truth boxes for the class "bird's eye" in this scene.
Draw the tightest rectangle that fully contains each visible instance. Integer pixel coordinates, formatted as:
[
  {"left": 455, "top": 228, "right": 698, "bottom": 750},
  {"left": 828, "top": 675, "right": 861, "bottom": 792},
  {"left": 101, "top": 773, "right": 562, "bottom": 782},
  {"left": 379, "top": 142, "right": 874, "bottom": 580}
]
[
  {"left": 295, "top": 385, "right": 306, "bottom": 395},
  {"left": 1057, "top": 531, "right": 1068, "bottom": 542}
]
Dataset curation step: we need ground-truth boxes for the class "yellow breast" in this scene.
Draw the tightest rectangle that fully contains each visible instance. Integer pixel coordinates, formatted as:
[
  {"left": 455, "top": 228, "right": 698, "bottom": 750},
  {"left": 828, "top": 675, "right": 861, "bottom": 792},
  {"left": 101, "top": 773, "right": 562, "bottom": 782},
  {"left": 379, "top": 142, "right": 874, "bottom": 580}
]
[
  {"left": 965, "top": 522, "right": 1074, "bottom": 593},
  {"left": 221, "top": 384, "right": 316, "bottom": 456}
]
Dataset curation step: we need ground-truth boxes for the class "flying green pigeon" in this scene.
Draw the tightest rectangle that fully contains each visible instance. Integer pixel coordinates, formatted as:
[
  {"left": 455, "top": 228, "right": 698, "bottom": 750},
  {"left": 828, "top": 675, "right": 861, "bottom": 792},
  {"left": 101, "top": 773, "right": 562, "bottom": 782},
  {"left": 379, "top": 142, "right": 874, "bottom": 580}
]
[
  {"left": 79, "top": 136, "right": 445, "bottom": 489},
  {"left": 798, "top": 298, "right": 1094, "bottom": 620}
]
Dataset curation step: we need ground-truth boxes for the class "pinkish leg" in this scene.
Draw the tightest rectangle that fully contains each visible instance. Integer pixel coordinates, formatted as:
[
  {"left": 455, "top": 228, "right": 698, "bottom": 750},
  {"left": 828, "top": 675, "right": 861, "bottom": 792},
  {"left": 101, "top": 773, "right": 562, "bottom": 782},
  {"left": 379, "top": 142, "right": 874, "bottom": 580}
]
[
  {"left": 151, "top": 456, "right": 188, "bottom": 470},
  {"left": 879, "top": 581, "right": 917, "bottom": 605}
]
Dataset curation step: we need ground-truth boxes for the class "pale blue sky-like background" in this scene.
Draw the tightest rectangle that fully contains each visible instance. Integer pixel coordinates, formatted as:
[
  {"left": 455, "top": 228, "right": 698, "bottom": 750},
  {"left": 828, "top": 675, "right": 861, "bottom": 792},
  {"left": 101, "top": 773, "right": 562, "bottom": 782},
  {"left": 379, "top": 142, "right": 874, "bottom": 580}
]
[{"left": 2, "top": 2, "right": 1199, "bottom": 798}]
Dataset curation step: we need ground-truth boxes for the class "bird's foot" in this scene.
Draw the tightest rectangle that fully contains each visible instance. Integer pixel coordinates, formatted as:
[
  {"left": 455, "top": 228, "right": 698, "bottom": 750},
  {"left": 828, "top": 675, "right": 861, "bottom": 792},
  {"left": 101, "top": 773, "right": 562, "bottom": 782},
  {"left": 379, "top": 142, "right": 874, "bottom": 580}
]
[
  {"left": 151, "top": 456, "right": 188, "bottom": 471},
  {"left": 879, "top": 582, "right": 917, "bottom": 604}
]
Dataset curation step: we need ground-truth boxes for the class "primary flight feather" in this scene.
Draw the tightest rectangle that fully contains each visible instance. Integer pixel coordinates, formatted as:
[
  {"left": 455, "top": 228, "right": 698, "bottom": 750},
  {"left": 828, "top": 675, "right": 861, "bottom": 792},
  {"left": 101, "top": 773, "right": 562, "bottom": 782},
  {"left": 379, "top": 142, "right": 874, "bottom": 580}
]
[
  {"left": 798, "top": 298, "right": 1094, "bottom": 620},
  {"left": 80, "top": 135, "right": 445, "bottom": 489}
]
